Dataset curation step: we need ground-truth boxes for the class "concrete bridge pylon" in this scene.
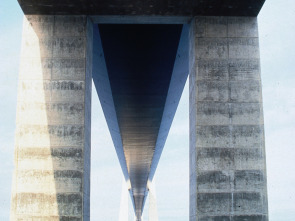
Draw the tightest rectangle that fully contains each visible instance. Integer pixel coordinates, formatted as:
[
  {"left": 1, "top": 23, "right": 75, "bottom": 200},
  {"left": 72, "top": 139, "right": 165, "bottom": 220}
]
[{"left": 11, "top": 1, "right": 268, "bottom": 220}]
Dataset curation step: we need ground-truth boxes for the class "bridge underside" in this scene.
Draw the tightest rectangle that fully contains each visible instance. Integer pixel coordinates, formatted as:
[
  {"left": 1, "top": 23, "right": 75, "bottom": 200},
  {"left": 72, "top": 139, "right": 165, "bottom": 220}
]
[
  {"left": 18, "top": 0, "right": 265, "bottom": 16},
  {"left": 93, "top": 24, "right": 188, "bottom": 217},
  {"left": 11, "top": 1, "right": 268, "bottom": 221}
]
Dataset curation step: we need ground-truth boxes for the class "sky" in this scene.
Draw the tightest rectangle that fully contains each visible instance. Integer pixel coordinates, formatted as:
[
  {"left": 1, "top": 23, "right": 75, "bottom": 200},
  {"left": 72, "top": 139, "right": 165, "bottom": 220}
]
[{"left": 0, "top": 0, "right": 295, "bottom": 220}]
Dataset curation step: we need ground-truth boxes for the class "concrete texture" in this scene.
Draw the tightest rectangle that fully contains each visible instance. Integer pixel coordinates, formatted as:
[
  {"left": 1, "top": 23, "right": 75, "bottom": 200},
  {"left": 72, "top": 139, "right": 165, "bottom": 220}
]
[
  {"left": 17, "top": 0, "right": 265, "bottom": 17},
  {"left": 10, "top": 15, "right": 93, "bottom": 220},
  {"left": 11, "top": 3, "right": 268, "bottom": 219},
  {"left": 189, "top": 17, "right": 268, "bottom": 221}
]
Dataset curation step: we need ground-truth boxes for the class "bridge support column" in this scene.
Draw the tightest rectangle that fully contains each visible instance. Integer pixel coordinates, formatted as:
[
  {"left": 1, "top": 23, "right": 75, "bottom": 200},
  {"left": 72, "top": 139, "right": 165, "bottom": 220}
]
[
  {"left": 189, "top": 17, "right": 268, "bottom": 221},
  {"left": 10, "top": 15, "right": 93, "bottom": 220},
  {"left": 148, "top": 180, "right": 158, "bottom": 221}
]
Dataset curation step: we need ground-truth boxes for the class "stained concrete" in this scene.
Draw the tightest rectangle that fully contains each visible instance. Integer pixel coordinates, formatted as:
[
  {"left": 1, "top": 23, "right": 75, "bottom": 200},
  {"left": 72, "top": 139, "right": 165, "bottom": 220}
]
[
  {"left": 10, "top": 15, "right": 92, "bottom": 220},
  {"left": 189, "top": 17, "right": 268, "bottom": 221},
  {"left": 12, "top": 2, "right": 268, "bottom": 220}
]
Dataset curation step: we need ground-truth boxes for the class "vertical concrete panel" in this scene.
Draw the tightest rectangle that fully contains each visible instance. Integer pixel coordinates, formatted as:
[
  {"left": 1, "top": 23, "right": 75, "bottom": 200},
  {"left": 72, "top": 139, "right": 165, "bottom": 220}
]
[
  {"left": 10, "top": 15, "right": 92, "bottom": 220},
  {"left": 189, "top": 17, "right": 268, "bottom": 221}
]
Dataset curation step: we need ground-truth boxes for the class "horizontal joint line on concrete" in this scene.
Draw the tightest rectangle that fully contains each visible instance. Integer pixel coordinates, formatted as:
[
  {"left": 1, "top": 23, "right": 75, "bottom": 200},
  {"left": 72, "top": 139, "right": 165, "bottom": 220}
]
[
  {"left": 194, "top": 102, "right": 263, "bottom": 104},
  {"left": 195, "top": 146, "right": 264, "bottom": 148},
  {"left": 197, "top": 214, "right": 268, "bottom": 217},
  {"left": 196, "top": 191, "right": 266, "bottom": 193},
  {"left": 195, "top": 37, "right": 259, "bottom": 39}
]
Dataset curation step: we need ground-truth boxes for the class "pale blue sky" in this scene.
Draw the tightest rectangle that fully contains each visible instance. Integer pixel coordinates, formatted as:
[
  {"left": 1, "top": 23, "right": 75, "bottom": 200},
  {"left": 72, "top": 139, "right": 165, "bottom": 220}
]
[{"left": 0, "top": 0, "right": 295, "bottom": 220}]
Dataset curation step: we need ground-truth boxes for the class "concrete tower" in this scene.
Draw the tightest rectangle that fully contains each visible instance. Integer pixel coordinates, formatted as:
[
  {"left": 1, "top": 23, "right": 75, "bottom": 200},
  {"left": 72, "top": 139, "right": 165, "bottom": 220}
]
[
  {"left": 11, "top": 1, "right": 268, "bottom": 220},
  {"left": 119, "top": 179, "right": 129, "bottom": 221},
  {"left": 148, "top": 180, "right": 159, "bottom": 221}
]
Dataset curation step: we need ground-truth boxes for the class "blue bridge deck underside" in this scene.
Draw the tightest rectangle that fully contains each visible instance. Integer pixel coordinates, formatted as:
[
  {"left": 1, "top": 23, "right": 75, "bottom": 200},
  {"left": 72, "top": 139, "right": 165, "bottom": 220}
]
[{"left": 92, "top": 24, "right": 189, "bottom": 217}]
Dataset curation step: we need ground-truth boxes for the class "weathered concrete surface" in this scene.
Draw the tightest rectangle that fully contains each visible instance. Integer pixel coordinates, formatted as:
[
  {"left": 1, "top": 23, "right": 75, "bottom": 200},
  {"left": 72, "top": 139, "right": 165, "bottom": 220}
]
[
  {"left": 189, "top": 17, "right": 268, "bottom": 221},
  {"left": 10, "top": 15, "right": 93, "bottom": 220},
  {"left": 11, "top": 6, "right": 268, "bottom": 221},
  {"left": 17, "top": 0, "right": 265, "bottom": 17}
]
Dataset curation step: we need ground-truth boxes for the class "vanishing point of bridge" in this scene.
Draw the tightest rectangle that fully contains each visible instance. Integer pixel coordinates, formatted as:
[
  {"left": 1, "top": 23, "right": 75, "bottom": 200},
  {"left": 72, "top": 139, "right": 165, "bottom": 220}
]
[{"left": 11, "top": 1, "right": 268, "bottom": 220}]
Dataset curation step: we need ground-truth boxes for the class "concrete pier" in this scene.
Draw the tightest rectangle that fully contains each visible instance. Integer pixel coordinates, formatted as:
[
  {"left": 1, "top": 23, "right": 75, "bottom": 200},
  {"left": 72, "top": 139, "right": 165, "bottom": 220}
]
[
  {"left": 189, "top": 17, "right": 268, "bottom": 221},
  {"left": 148, "top": 181, "right": 159, "bottom": 221},
  {"left": 10, "top": 15, "right": 93, "bottom": 220},
  {"left": 12, "top": 0, "right": 268, "bottom": 219}
]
